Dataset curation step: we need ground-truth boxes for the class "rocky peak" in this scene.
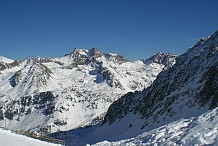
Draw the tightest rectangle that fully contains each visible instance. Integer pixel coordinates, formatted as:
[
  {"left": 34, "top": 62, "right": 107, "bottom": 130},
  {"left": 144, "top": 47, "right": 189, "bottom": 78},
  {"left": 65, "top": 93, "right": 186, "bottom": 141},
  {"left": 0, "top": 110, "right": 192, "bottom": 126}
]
[
  {"left": 87, "top": 48, "right": 103, "bottom": 58},
  {"left": 64, "top": 48, "right": 129, "bottom": 65},
  {"left": 28, "top": 61, "right": 52, "bottom": 80},
  {"left": 144, "top": 52, "right": 176, "bottom": 67},
  {"left": 65, "top": 48, "right": 103, "bottom": 59},
  {"left": 65, "top": 48, "right": 87, "bottom": 58},
  {"left": 104, "top": 53, "right": 129, "bottom": 64},
  {"left": 10, "top": 60, "right": 53, "bottom": 88},
  {"left": 177, "top": 30, "right": 218, "bottom": 68},
  {"left": 64, "top": 48, "right": 89, "bottom": 65}
]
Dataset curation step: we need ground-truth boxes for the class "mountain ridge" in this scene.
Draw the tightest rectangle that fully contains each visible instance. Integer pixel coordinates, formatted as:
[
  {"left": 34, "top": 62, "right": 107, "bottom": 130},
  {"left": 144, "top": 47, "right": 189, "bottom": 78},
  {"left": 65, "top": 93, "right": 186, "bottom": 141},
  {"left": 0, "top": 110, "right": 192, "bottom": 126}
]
[
  {"left": 0, "top": 48, "right": 176, "bottom": 134},
  {"left": 103, "top": 30, "right": 218, "bottom": 127}
]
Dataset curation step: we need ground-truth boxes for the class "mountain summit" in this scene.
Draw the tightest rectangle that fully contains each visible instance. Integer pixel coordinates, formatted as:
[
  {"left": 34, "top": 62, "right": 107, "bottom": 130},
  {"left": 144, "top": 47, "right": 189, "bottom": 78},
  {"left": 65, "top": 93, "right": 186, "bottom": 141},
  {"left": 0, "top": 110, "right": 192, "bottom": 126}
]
[
  {"left": 64, "top": 48, "right": 128, "bottom": 65},
  {"left": 143, "top": 52, "right": 176, "bottom": 67}
]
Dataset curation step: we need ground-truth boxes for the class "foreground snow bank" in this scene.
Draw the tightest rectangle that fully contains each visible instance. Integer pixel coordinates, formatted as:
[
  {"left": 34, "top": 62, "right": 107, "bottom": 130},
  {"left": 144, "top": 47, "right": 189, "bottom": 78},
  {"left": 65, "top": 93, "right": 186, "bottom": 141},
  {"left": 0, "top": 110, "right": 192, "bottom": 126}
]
[
  {"left": 0, "top": 128, "right": 60, "bottom": 146},
  {"left": 91, "top": 107, "right": 218, "bottom": 146}
]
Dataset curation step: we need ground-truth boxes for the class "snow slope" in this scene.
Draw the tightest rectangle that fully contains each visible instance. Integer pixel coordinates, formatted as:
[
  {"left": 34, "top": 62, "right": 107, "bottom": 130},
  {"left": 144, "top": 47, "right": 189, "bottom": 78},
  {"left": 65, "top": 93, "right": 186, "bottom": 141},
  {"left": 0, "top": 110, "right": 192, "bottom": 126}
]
[
  {"left": 0, "top": 128, "right": 60, "bottom": 146},
  {"left": 0, "top": 56, "right": 14, "bottom": 63},
  {"left": 92, "top": 107, "right": 218, "bottom": 146},
  {"left": 0, "top": 48, "right": 176, "bottom": 133}
]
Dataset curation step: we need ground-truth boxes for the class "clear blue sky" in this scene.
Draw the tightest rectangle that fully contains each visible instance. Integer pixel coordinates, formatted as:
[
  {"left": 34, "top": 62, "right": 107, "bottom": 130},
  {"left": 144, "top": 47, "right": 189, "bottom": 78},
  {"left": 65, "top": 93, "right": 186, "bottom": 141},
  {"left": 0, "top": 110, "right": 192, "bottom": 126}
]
[{"left": 0, "top": 0, "right": 218, "bottom": 61}]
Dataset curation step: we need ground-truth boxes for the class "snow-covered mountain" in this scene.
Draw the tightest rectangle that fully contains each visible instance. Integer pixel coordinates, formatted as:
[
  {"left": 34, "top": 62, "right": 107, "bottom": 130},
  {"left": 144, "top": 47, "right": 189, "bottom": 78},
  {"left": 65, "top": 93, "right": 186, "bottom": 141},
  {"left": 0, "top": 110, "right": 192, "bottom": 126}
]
[
  {"left": 102, "top": 30, "right": 218, "bottom": 129},
  {"left": 51, "top": 30, "right": 218, "bottom": 145},
  {"left": 0, "top": 48, "right": 176, "bottom": 133},
  {"left": 92, "top": 107, "right": 218, "bottom": 146}
]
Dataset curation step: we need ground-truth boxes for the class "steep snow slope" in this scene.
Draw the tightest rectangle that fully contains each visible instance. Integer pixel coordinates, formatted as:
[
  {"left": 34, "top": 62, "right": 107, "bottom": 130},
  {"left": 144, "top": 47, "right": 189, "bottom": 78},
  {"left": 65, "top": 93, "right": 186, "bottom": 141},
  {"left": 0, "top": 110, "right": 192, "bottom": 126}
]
[
  {"left": 52, "top": 30, "right": 218, "bottom": 145},
  {"left": 92, "top": 107, "right": 218, "bottom": 146},
  {"left": 102, "top": 30, "right": 218, "bottom": 128},
  {"left": 0, "top": 128, "right": 59, "bottom": 146},
  {"left": 0, "top": 48, "right": 176, "bottom": 133}
]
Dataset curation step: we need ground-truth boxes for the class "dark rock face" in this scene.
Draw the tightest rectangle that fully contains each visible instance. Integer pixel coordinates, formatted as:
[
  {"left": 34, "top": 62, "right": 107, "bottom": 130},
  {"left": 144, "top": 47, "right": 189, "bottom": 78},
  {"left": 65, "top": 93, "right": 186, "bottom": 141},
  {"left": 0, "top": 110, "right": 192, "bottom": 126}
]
[
  {"left": 102, "top": 92, "right": 136, "bottom": 125},
  {"left": 88, "top": 48, "right": 104, "bottom": 58},
  {"left": 0, "top": 91, "right": 57, "bottom": 121},
  {"left": 198, "top": 62, "right": 218, "bottom": 109},
  {"left": 9, "top": 70, "right": 23, "bottom": 87},
  {"left": 0, "top": 63, "right": 6, "bottom": 72},
  {"left": 0, "top": 61, "right": 20, "bottom": 73}
]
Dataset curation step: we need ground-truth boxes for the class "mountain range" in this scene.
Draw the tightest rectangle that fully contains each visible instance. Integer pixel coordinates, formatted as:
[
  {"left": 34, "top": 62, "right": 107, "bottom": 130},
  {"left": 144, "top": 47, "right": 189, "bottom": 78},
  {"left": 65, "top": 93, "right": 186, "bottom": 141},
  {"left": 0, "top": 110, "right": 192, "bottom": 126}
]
[
  {"left": 1, "top": 30, "right": 218, "bottom": 146},
  {"left": 50, "top": 30, "right": 218, "bottom": 146},
  {"left": 0, "top": 48, "right": 175, "bottom": 134}
]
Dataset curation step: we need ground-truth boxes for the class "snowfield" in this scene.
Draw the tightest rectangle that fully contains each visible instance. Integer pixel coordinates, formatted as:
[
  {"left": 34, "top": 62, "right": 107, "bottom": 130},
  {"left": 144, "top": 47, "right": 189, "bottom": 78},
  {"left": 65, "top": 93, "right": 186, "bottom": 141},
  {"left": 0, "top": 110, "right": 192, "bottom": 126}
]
[
  {"left": 91, "top": 107, "right": 218, "bottom": 146},
  {"left": 0, "top": 128, "right": 60, "bottom": 146}
]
